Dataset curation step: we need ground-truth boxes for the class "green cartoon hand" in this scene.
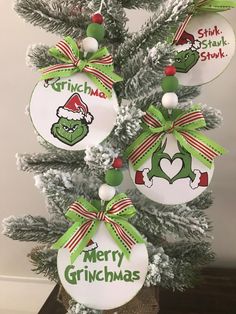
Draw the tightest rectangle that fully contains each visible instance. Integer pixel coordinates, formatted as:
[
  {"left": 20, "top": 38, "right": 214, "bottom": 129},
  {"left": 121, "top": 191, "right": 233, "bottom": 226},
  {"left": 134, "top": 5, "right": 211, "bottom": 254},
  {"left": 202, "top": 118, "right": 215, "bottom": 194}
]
[
  {"left": 170, "top": 142, "right": 196, "bottom": 184},
  {"left": 147, "top": 140, "right": 172, "bottom": 183}
]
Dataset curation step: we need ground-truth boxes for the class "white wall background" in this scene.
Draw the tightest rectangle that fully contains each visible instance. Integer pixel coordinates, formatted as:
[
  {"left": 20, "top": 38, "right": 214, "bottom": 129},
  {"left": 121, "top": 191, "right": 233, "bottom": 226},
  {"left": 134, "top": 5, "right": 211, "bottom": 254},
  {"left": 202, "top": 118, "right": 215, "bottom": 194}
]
[{"left": 0, "top": 2, "right": 236, "bottom": 281}]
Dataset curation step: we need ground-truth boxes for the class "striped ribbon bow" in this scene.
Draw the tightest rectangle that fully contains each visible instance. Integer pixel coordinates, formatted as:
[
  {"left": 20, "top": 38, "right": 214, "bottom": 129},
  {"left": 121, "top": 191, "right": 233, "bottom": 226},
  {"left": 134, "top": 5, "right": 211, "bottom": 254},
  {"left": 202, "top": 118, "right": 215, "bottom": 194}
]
[
  {"left": 40, "top": 36, "right": 123, "bottom": 98},
  {"left": 125, "top": 105, "right": 226, "bottom": 171},
  {"left": 173, "top": 0, "right": 236, "bottom": 44},
  {"left": 53, "top": 193, "right": 144, "bottom": 263}
]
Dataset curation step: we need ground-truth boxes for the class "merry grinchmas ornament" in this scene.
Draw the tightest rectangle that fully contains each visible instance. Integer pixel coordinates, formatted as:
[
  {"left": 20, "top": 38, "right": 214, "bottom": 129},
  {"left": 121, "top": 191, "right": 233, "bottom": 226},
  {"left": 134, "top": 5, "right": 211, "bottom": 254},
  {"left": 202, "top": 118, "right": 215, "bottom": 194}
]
[
  {"left": 30, "top": 73, "right": 119, "bottom": 150},
  {"left": 53, "top": 194, "right": 148, "bottom": 310}
]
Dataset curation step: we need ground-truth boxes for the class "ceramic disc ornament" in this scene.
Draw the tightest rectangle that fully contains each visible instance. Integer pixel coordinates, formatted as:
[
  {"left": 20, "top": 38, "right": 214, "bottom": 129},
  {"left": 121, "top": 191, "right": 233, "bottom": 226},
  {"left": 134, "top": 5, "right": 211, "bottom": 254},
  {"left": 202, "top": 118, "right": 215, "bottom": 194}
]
[
  {"left": 57, "top": 223, "right": 148, "bottom": 310},
  {"left": 129, "top": 135, "right": 214, "bottom": 205},
  {"left": 174, "top": 13, "right": 235, "bottom": 86},
  {"left": 30, "top": 73, "right": 118, "bottom": 150}
]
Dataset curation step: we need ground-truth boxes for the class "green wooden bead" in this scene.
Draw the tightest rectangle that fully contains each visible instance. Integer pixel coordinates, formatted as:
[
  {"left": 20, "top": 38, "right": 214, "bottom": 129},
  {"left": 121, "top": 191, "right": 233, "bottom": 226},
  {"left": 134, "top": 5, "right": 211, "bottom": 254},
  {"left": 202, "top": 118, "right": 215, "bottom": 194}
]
[
  {"left": 105, "top": 169, "right": 123, "bottom": 186},
  {"left": 86, "top": 23, "right": 105, "bottom": 42},
  {"left": 161, "top": 76, "right": 179, "bottom": 92}
]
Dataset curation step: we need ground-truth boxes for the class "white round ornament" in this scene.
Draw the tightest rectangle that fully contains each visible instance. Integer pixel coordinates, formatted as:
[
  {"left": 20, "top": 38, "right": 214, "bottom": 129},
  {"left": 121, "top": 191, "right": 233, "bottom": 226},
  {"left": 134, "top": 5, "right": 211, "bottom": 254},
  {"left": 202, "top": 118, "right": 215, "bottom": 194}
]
[
  {"left": 30, "top": 73, "right": 118, "bottom": 150},
  {"left": 129, "top": 134, "right": 214, "bottom": 205},
  {"left": 57, "top": 223, "right": 148, "bottom": 310},
  {"left": 174, "top": 13, "right": 235, "bottom": 86}
]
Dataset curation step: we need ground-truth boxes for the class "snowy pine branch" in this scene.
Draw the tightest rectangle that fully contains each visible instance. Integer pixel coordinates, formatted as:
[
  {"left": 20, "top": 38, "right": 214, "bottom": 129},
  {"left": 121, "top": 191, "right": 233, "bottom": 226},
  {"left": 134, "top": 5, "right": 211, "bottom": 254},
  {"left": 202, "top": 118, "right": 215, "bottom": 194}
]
[
  {"left": 187, "top": 191, "right": 213, "bottom": 210},
  {"left": 26, "top": 44, "right": 57, "bottom": 69},
  {"left": 16, "top": 151, "right": 86, "bottom": 174},
  {"left": 121, "top": 43, "right": 174, "bottom": 100},
  {"left": 34, "top": 170, "right": 102, "bottom": 215},
  {"left": 129, "top": 190, "right": 211, "bottom": 242},
  {"left": 29, "top": 246, "right": 59, "bottom": 282},
  {"left": 146, "top": 241, "right": 214, "bottom": 289},
  {"left": 116, "top": 0, "right": 193, "bottom": 66},
  {"left": 2, "top": 215, "right": 68, "bottom": 243},
  {"left": 67, "top": 301, "right": 101, "bottom": 314},
  {"left": 14, "top": 0, "right": 88, "bottom": 38}
]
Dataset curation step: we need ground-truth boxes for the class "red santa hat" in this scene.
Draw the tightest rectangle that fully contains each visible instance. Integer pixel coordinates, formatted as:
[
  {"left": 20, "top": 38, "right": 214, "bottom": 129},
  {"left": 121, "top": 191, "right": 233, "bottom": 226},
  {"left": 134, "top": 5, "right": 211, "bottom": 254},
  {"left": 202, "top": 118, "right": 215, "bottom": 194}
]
[
  {"left": 57, "top": 93, "right": 93, "bottom": 123},
  {"left": 83, "top": 239, "right": 98, "bottom": 252},
  {"left": 176, "top": 30, "right": 196, "bottom": 52}
]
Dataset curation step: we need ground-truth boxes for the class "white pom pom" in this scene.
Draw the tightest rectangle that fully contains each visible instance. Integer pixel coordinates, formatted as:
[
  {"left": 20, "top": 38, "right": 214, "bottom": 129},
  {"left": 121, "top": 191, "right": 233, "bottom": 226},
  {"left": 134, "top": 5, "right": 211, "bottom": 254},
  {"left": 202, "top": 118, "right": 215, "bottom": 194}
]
[
  {"left": 161, "top": 92, "right": 178, "bottom": 109},
  {"left": 82, "top": 37, "right": 99, "bottom": 53},
  {"left": 99, "top": 184, "right": 116, "bottom": 201}
]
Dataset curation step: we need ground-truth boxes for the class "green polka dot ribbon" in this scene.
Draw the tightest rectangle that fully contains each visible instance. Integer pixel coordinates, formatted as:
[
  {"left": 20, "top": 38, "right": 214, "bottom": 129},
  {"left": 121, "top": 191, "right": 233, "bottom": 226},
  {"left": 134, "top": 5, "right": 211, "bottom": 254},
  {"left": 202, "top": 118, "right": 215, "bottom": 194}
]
[
  {"left": 124, "top": 105, "right": 227, "bottom": 170},
  {"left": 40, "top": 36, "right": 123, "bottom": 98},
  {"left": 53, "top": 193, "right": 144, "bottom": 264}
]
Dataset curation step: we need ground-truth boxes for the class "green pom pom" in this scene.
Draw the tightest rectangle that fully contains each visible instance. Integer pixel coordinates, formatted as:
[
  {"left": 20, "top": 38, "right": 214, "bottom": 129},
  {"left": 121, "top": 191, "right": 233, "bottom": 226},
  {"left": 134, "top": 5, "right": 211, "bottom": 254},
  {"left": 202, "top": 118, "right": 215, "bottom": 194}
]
[
  {"left": 105, "top": 169, "right": 123, "bottom": 186},
  {"left": 161, "top": 76, "right": 179, "bottom": 92},
  {"left": 86, "top": 23, "right": 105, "bottom": 42}
]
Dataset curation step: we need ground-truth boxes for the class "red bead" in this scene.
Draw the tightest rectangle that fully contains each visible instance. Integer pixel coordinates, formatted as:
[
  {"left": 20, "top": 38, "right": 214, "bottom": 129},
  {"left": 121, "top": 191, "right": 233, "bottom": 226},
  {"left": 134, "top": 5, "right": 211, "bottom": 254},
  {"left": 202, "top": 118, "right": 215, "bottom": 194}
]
[
  {"left": 91, "top": 13, "right": 104, "bottom": 24},
  {"left": 164, "top": 65, "right": 176, "bottom": 76},
  {"left": 112, "top": 157, "right": 123, "bottom": 169}
]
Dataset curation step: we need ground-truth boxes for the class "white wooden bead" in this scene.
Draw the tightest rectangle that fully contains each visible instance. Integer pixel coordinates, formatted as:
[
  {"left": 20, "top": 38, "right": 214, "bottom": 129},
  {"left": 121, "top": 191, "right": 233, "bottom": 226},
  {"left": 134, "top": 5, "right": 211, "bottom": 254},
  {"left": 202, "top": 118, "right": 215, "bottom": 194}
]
[
  {"left": 161, "top": 92, "right": 178, "bottom": 109},
  {"left": 98, "top": 184, "right": 116, "bottom": 201},
  {"left": 82, "top": 37, "right": 99, "bottom": 53}
]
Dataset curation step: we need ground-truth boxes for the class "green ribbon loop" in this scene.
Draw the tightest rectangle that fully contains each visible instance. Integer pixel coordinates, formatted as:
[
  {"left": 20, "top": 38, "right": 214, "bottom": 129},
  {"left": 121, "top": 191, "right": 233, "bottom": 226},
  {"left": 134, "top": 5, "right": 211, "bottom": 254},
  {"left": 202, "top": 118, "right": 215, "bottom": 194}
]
[
  {"left": 53, "top": 193, "right": 145, "bottom": 264},
  {"left": 40, "top": 36, "right": 123, "bottom": 98},
  {"left": 195, "top": 0, "right": 236, "bottom": 12},
  {"left": 124, "top": 105, "right": 227, "bottom": 171}
]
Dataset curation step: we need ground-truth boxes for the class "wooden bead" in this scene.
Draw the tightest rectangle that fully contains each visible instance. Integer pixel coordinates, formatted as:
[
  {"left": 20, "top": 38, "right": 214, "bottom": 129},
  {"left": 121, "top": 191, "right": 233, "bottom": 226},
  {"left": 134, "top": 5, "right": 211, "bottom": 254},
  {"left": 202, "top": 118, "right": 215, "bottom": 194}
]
[
  {"left": 164, "top": 65, "right": 176, "bottom": 76},
  {"left": 91, "top": 13, "right": 104, "bottom": 24}
]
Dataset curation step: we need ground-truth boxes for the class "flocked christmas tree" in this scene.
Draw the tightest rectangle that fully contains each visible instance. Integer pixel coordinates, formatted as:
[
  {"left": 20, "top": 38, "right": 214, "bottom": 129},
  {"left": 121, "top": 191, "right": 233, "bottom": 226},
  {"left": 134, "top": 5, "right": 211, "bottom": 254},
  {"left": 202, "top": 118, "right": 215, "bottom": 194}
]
[{"left": 3, "top": 0, "right": 232, "bottom": 313}]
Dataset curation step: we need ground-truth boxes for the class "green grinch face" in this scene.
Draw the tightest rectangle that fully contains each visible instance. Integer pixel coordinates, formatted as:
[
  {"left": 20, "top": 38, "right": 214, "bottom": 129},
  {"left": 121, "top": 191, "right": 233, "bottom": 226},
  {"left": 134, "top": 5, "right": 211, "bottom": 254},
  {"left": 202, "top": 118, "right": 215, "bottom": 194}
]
[
  {"left": 174, "top": 49, "right": 200, "bottom": 73},
  {"left": 51, "top": 117, "right": 89, "bottom": 146}
]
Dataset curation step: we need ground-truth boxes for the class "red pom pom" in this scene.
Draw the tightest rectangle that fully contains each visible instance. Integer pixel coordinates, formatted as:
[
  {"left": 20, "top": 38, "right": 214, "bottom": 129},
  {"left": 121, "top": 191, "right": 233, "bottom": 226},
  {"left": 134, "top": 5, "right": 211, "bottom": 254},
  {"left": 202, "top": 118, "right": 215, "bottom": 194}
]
[
  {"left": 91, "top": 13, "right": 104, "bottom": 24},
  {"left": 164, "top": 65, "right": 176, "bottom": 76},
  {"left": 112, "top": 157, "right": 123, "bottom": 169}
]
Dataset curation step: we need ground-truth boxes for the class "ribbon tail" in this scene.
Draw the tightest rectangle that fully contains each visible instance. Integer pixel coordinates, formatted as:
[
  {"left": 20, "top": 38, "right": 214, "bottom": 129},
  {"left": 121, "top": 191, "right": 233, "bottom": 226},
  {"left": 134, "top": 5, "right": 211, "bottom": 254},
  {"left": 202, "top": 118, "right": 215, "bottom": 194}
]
[
  {"left": 105, "top": 220, "right": 144, "bottom": 259},
  {"left": 52, "top": 222, "right": 82, "bottom": 251},
  {"left": 199, "top": 0, "right": 236, "bottom": 11},
  {"left": 124, "top": 131, "right": 165, "bottom": 170},
  {"left": 87, "top": 70, "right": 122, "bottom": 99},
  {"left": 174, "top": 130, "right": 227, "bottom": 168},
  {"left": 40, "top": 66, "right": 78, "bottom": 81},
  {"left": 53, "top": 220, "right": 99, "bottom": 264}
]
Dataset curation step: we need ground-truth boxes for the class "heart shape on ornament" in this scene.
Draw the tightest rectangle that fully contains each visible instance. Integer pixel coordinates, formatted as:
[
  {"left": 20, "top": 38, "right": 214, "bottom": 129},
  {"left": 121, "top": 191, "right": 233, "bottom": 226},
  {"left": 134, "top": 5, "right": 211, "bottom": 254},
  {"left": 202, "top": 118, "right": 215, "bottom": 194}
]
[{"left": 159, "top": 158, "right": 183, "bottom": 180}]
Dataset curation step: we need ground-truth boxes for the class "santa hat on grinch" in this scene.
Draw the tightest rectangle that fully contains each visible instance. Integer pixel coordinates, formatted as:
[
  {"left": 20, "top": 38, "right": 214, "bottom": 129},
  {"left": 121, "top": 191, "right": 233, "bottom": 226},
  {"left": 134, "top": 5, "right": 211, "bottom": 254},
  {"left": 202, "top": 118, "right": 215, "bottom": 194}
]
[
  {"left": 57, "top": 93, "right": 93, "bottom": 124},
  {"left": 176, "top": 30, "right": 201, "bottom": 52},
  {"left": 83, "top": 239, "right": 98, "bottom": 252}
]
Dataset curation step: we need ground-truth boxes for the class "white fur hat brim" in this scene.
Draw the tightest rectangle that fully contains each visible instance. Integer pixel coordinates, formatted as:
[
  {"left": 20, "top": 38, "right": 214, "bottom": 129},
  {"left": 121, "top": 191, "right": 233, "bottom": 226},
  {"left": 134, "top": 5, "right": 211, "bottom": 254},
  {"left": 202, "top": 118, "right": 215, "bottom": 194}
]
[{"left": 57, "top": 107, "right": 87, "bottom": 121}]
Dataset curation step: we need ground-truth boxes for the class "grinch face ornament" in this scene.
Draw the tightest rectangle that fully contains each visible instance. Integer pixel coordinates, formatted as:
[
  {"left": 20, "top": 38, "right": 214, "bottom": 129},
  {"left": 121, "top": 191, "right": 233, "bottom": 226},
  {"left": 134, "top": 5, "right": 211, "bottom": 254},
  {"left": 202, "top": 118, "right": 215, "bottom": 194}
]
[
  {"left": 30, "top": 73, "right": 118, "bottom": 150},
  {"left": 57, "top": 223, "right": 148, "bottom": 310},
  {"left": 129, "top": 135, "right": 214, "bottom": 205},
  {"left": 174, "top": 13, "right": 235, "bottom": 86}
]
